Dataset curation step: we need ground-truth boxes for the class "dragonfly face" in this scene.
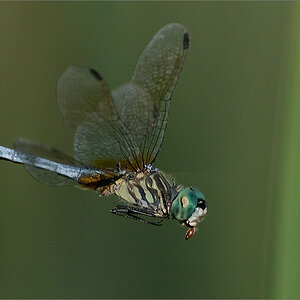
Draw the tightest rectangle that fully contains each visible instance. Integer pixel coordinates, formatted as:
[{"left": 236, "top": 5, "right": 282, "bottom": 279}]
[
  {"left": 0, "top": 23, "right": 207, "bottom": 240},
  {"left": 171, "top": 187, "right": 207, "bottom": 239}
]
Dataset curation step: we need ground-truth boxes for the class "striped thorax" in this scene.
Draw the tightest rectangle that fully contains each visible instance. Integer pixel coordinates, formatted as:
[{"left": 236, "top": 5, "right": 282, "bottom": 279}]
[{"left": 112, "top": 170, "right": 178, "bottom": 217}]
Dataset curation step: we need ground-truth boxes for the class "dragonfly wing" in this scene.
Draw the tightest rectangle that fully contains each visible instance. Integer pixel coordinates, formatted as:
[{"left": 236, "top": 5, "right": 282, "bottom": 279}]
[
  {"left": 112, "top": 82, "right": 156, "bottom": 167},
  {"left": 111, "top": 83, "right": 129, "bottom": 113},
  {"left": 58, "top": 67, "right": 143, "bottom": 171},
  {"left": 20, "top": 167, "right": 74, "bottom": 186},
  {"left": 58, "top": 23, "right": 189, "bottom": 171},
  {"left": 73, "top": 111, "right": 137, "bottom": 171},
  {"left": 123, "top": 23, "right": 189, "bottom": 166},
  {"left": 57, "top": 66, "right": 116, "bottom": 132},
  {"left": 14, "top": 138, "right": 83, "bottom": 186}
]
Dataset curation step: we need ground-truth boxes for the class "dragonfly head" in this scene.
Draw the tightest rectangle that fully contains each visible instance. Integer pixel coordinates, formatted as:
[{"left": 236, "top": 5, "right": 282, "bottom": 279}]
[{"left": 170, "top": 186, "right": 207, "bottom": 240}]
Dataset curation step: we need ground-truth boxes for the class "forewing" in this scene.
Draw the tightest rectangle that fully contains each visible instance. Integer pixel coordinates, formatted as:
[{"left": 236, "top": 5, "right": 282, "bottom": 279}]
[
  {"left": 57, "top": 66, "right": 116, "bottom": 132},
  {"left": 57, "top": 23, "right": 189, "bottom": 171},
  {"left": 74, "top": 112, "right": 140, "bottom": 171},
  {"left": 126, "top": 23, "right": 189, "bottom": 165},
  {"left": 112, "top": 83, "right": 156, "bottom": 166},
  {"left": 58, "top": 67, "right": 140, "bottom": 171}
]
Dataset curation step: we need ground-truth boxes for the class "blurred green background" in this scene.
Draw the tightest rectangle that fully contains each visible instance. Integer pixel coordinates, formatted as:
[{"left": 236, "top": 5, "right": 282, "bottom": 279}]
[{"left": 0, "top": 2, "right": 299, "bottom": 298}]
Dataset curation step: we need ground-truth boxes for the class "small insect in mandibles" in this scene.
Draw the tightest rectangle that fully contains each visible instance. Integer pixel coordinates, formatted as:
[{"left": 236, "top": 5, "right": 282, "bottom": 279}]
[{"left": 0, "top": 23, "right": 207, "bottom": 240}]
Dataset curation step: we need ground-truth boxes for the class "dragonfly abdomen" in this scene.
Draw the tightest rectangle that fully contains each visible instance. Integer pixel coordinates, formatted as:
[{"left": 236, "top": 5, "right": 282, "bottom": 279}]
[{"left": 112, "top": 171, "right": 176, "bottom": 217}]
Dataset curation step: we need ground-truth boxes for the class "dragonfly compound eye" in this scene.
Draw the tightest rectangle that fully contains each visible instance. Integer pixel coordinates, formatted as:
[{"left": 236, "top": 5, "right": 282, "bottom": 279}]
[
  {"left": 171, "top": 188, "right": 198, "bottom": 221},
  {"left": 171, "top": 186, "right": 207, "bottom": 232}
]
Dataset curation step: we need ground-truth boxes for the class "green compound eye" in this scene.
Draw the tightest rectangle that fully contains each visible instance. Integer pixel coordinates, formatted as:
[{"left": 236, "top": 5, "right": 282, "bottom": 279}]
[
  {"left": 190, "top": 186, "right": 205, "bottom": 201},
  {"left": 171, "top": 188, "right": 198, "bottom": 221}
]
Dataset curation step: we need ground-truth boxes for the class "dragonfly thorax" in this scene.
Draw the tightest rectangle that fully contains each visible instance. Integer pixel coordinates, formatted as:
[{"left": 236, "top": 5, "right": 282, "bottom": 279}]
[{"left": 112, "top": 170, "right": 178, "bottom": 217}]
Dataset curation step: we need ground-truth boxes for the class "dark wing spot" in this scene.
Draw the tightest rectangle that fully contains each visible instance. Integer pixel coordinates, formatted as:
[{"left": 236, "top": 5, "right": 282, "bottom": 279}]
[
  {"left": 89, "top": 68, "right": 103, "bottom": 81},
  {"left": 183, "top": 32, "right": 190, "bottom": 50}
]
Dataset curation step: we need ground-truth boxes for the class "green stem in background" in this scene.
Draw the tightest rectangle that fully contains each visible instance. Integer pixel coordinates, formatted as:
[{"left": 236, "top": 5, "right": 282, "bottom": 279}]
[{"left": 273, "top": 4, "right": 300, "bottom": 298}]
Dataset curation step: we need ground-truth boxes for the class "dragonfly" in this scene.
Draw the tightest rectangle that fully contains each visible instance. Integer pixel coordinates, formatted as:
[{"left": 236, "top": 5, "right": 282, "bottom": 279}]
[{"left": 0, "top": 23, "right": 207, "bottom": 240}]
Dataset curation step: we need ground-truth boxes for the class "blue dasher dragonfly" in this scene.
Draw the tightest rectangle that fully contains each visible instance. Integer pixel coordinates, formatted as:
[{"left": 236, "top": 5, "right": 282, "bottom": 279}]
[{"left": 0, "top": 23, "right": 207, "bottom": 240}]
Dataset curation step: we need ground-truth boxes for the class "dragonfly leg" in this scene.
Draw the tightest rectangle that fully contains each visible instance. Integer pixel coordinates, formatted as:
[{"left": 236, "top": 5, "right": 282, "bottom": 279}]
[
  {"left": 113, "top": 205, "right": 158, "bottom": 217},
  {"left": 110, "top": 205, "right": 163, "bottom": 226}
]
